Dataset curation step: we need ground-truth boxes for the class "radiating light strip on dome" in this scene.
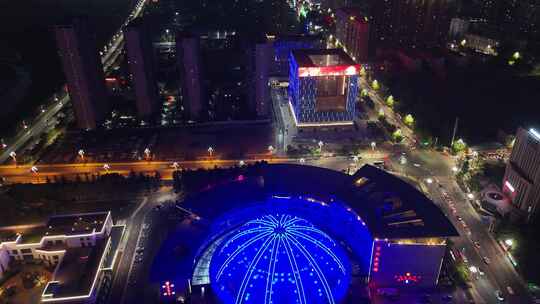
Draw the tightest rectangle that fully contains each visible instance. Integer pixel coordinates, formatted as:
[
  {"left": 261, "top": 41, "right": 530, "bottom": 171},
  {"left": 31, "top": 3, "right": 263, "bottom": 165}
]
[{"left": 214, "top": 214, "right": 348, "bottom": 304}]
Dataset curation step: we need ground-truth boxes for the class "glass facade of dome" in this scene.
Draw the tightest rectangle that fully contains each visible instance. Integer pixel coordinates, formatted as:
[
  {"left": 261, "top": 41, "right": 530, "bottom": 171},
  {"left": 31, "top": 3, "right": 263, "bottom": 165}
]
[{"left": 210, "top": 214, "right": 351, "bottom": 304}]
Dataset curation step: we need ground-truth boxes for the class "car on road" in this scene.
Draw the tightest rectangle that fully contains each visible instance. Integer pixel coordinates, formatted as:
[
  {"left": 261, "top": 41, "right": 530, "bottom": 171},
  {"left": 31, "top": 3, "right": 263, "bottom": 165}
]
[
  {"left": 456, "top": 216, "right": 463, "bottom": 221},
  {"left": 495, "top": 290, "right": 505, "bottom": 301},
  {"left": 376, "top": 288, "right": 398, "bottom": 297},
  {"left": 506, "top": 286, "right": 514, "bottom": 295},
  {"left": 442, "top": 294, "right": 453, "bottom": 302},
  {"left": 483, "top": 257, "right": 491, "bottom": 264}
]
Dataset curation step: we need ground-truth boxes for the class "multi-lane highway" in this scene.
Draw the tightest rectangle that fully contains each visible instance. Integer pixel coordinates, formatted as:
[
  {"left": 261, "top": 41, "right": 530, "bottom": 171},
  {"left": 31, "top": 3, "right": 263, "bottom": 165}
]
[{"left": 394, "top": 148, "right": 531, "bottom": 304}]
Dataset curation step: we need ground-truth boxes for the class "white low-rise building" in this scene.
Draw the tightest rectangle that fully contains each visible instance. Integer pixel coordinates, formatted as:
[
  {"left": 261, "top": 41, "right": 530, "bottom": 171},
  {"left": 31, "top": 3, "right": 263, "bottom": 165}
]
[{"left": 0, "top": 211, "right": 124, "bottom": 304}]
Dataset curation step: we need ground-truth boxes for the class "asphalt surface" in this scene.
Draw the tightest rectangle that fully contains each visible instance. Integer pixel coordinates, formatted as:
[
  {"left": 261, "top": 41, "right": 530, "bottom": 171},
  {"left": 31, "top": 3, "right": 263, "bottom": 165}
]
[{"left": 393, "top": 148, "right": 531, "bottom": 304}]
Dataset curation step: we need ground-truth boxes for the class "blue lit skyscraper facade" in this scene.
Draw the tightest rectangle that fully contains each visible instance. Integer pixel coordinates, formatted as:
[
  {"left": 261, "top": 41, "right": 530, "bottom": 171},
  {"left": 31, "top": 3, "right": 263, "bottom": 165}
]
[{"left": 288, "top": 49, "right": 359, "bottom": 127}]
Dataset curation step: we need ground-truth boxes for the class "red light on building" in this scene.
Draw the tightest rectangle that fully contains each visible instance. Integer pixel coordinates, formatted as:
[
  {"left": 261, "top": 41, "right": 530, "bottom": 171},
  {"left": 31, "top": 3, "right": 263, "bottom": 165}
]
[
  {"left": 373, "top": 245, "right": 382, "bottom": 272},
  {"left": 394, "top": 272, "right": 421, "bottom": 284},
  {"left": 298, "top": 65, "right": 359, "bottom": 77},
  {"left": 162, "top": 281, "right": 176, "bottom": 297}
]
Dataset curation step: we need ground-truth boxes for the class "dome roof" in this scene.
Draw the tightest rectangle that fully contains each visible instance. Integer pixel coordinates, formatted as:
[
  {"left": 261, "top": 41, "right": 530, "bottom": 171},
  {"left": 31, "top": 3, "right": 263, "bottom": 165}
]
[{"left": 210, "top": 214, "right": 351, "bottom": 304}]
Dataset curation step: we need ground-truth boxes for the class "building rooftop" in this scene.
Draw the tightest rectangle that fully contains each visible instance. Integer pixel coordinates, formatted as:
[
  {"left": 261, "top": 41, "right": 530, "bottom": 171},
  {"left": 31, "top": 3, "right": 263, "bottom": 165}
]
[
  {"left": 274, "top": 34, "right": 323, "bottom": 43},
  {"left": 43, "top": 242, "right": 105, "bottom": 300},
  {"left": 1, "top": 212, "right": 109, "bottom": 246},
  {"left": 41, "top": 225, "right": 124, "bottom": 301},
  {"left": 348, "top": 165, "right": 458, "bottom": 239},
  {"left": 181, "top": 164, "right": 458, "bottom": 240},
  {"left": 45, "top": 212, "right": 109, "bottom": 236},
  {"left": 337, "top": 7, "right": 369, "bottom": 24},
  {"left": 291, "top": 49, "right": 356, "bottom": 68}
]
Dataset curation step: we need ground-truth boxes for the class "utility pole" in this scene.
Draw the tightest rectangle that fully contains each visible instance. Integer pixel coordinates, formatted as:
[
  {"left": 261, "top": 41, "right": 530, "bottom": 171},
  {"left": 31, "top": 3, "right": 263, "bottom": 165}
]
[{"left": 450, "top": 117, "right": 459, "bottom": 147}]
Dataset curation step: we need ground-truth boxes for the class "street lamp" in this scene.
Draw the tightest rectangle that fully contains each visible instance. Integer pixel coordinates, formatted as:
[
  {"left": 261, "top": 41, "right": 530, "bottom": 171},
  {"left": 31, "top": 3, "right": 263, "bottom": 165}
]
[
  {"left": 30, "top": 166, "right": 39, "bottom": 183},
  {"left": 318, "top": 141, "right": 324, "bottom": 154},
  {"left": 172, "top": 162, "right": 180, "bottom": 170},
  {"left": 144, "top": 147, "right": 151, "bottom": 160},
  {"left": 78, "top": 149, "right": 85, "bottom": 161},
  {"left": 467, "top": 193, "right": 474, "bottom": 199},
  {"left": 239, "top": 160, "right": 245, "bottom": 167},
  {"left": 9, "top": 151, "right": 16, "bottom": 163},
  {"left": 207, "top": 147, "right": 214, "bottom": 157},
  {"left": 268, "top": 145, "right": 275, "bottom": 155},
  {"left": 353, "top": 155, "right": 359, "bottom": 163},
  {"left": 426, "top": 178, "right": 433, "bottom": 184},
  {"left": 399, "top": 155, "right": 407, "bottom": 165},
  {"left": 505, "top": 239, "right": 514, "bottom": 247},
  {"left": 299, "top": 158, "right": 306, "bottom": 164},
  {"left": 103, "top": 164, "right": 110, "bottom": 172},
  {"left": 370, "top": 141, "right": 376, "bottom": 151}
]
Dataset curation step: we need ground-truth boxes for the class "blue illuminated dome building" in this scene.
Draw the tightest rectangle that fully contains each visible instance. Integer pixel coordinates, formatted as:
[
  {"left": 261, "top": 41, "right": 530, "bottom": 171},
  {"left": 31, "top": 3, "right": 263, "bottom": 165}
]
[
  {"left": 211, "top": 214, "right": 350, "bottom": 304},
  {"left": 150, "top": 164, "right": 458, "bottom": 303}
]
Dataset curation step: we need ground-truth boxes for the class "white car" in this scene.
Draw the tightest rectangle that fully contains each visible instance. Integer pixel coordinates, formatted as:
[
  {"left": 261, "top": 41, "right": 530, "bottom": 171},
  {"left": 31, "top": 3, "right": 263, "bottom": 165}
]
[{"left": 495, "top": 290, "right": 504, "bottom": 301}]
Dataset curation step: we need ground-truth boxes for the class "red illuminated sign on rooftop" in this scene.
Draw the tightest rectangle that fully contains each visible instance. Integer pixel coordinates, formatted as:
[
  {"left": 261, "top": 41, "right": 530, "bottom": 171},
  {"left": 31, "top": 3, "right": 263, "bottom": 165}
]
[{"left": 298, "top": 65, "right": 359, "bottom": 77}]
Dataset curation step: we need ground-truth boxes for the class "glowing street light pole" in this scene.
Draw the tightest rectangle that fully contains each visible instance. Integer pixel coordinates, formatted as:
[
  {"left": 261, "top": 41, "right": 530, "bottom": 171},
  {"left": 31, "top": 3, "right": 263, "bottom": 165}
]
[
  {"left": 172, "top": 162, "right": 180, "bottom": 170},
  {"left": 9, "top": 151, "right": 16, "bottom": 163},
  {"left": 31, "top": 166, "right": 39, "bottom": 182},
  {"left": 78, "top": 149, "right": 85, "bottom": 161},
  {"left": 371, "top": 141, "right": 376, "bottom": 151},
  {"left": 208, "top": 147, "right": 214, "bottom": 157},
  {"left": 268, "top": 145, "right": 275, "bottom": 155},
  {"left": 103, "top": 164, "right": 111, "bottom": 172},
  {"left": 144, "top": 147, "right": 151, "bottom": 160},
  {"left": 318, "top": 141, "right": 324, "bottom": 154}
]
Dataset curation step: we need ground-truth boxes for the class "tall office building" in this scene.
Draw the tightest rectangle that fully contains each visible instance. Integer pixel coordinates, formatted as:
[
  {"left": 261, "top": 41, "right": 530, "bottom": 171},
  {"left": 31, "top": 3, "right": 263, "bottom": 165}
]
[
  {"left": 176, "top": 33, "right": 204, "bottom": 120},
  {"left": 480, "top": 0, "right": 500, "bottom": 24},
  {"left": 55, "top": 18, "right": 108, "bottom": 130},
  {"left": 248, "top": 41, "right": 272, "bottom": 118},
  {"left": 370, "top": 0, "right": 452, "bottom": 51},
  {"left": 288, "top": 49, "right": 359, "bottom": 127},
  {"left": 124, "top": 18, "right": 160, "bottom": 118},
  {"left": 448, "top": 17, "right": 470, "bottom": 39},
  {"left": 335, "top": 7, "right": 370, "bottom": 62},
  {"left": 272, "top": 34, "right": 323, "bottom": 76},
  {"left": 503, "top": 127, "right": 540, "bottom": 222}
]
